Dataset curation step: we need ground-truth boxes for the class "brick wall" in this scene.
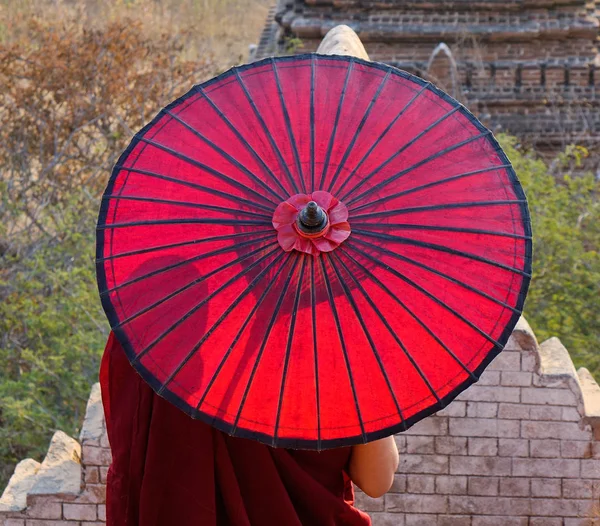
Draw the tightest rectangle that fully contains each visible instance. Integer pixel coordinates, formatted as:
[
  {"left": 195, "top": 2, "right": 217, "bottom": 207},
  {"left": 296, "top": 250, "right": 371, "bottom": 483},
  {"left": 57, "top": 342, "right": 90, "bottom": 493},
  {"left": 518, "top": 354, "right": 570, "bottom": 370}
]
[{"left": 2, "top": 317, "right": 600, "bottom": 525}]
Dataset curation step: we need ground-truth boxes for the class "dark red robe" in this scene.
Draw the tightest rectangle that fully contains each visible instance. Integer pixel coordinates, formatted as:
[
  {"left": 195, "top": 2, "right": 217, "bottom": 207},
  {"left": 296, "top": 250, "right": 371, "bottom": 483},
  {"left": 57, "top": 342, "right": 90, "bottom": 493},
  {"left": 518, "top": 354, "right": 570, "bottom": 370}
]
[{"left": 99, "top": 331, "right": 372, "bottom": 526}]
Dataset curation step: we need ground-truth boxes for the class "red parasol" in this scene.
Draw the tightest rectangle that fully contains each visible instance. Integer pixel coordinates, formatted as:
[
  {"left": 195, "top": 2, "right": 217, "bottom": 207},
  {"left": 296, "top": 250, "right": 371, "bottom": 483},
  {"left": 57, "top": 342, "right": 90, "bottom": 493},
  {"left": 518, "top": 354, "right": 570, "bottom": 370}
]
[{"left": 96, "top": 54, "right": 532, "bottom": 450}]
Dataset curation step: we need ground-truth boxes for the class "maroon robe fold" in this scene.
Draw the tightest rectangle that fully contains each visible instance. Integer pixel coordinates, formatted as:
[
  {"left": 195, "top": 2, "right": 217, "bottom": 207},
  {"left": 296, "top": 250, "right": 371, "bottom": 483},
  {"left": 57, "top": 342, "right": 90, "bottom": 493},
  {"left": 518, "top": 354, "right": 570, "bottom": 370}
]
[{"left": 100, "top": 331, "right": 372, "bottom": 525}]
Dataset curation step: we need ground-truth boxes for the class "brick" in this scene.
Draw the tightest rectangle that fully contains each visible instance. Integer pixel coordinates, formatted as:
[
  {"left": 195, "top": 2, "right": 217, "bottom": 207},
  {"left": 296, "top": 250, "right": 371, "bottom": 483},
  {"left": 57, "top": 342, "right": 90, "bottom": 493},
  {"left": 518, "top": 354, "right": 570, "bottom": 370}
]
[
  {"left": 531, "top": 477, "right": 561, "bottom": 497},
  {"left": 63, "top": 503, "right": 97, "bottom": 521},
  {"left": 99, "top": 467, "right": 109, "bottom": 484},
  {"left": 450, "top": 456, "right": 511, "bottom": 476},
  {"left": 27, "top": 522, "right": 74, "bottom": 526},
  {"left": 499, "top": 477, "right": 529, "bottom": 496},
  {"left": 476, "top": 371, "right": 500, "bottom": 386},
  {"left": 468, "top": 438, "right": 497, "bottom": 456},
  {"left": 456, "top": 385, "right": 519, "bottom": 403},
  {"left": 530, "top": 439, "right": 561, "bottom": 458},
  {"left": 436, "top": 475, "right": 467, "bottom": 495},
  {"left": 354, "top": 491, "right": 384, "bottom": 511},
  {"left": 97, "top": 504, "right": 106, "bottom": 522},
  {"left": 406, "top": 436, "right": 435, "bottom": 454},
  {"left": 521, "top": 351, "right": 538, "bottom": 372},
  {"left": 436, "top": 401, "right": 466, "bottom": 418},
  {"left": 2, "top": 521, "right": 25, "bottom": 526},
  {"left": 449, "top": 496, "right": 530, "bottom": 515},
  {"left": 405, "top": 516, "right": 434, "bottom": 526},
  {"left": 521, "top": 421, "right": 588, "bottom": 440},
  {"left": 467, "top": 476, "right": 498, "bottom": 496},
  {"left": 371, "top": 513, "right": 405, "bottom": 526},
  {"left": 488, "top": 351, "right": 521, "bottom": 371},
  {"left": 82, "top": 523, "right": 105, "bottom": 526},
  {"left": 404, "top": 417, "right": 448, "bottom": 436},
  {"left": 100, "top": 431, "right": 110, "bottom": 449},
  {"left": 398, "top": 455, "right": 448, "bottom": 475},
  {"left": 512, "top": 458, "right": 580, "bottom": 478},
  {"left": 436, "top": 437, "right": 467, "bottom": 456},
  {"left": 497, "top": 403, "right": 530, "bottom": 420},
  {"left": 449, "top": 417, "right": 519, "bottom": 438},
  {"left": 438, "top": 516, "right": 471, "bottom": 526},
  {"left": 529, "top": 405, "right": 563, "bottom": 421},
  {"left": 498, "top": 438, "right": 529, "bottom": 457},
  {"left": 501, "top": 372, "right": 532, "bottom": 386},
  {"left": 562, "top": 440, "right": 593, "bottom": 458},
  {"left": 74, "top": 484, "right": 105, "bottom": 504},
  {"left": 390, "top": 474, "right": 407, "bottom": 493},
  {"left": 82, "top": 446, "right": 112, "bottom": 466},
  {"left": 563, "top": 479, "right": 594, "bottom": 499},
  {"left": 530, "top": 519, "right": 562, "bottom": 526},
  {"left": 385, "top": 494, "right": 447, "bottom": 513},
  {"left": 563, "top": 407, "right": 583, "bottom": 422},
  {"left": 466, "top": 402, "right": 497, "bottom": 419},
  {"left": 26, "top": 497, "right": 62, "bottom": 520},
  {"left": 530, "top": 498, "right": 587, "bottom": 517},
  {"left": 581, "top": 460, "right": 600, "bottom": 478},
  {"left": 84, "top": 466, "right": 100, "bottom": 484},
  {"left": 521, "top": 387, "right": 577, "bottom": 406},
  {"left": 406, "top": 475, "right": 435, "bottom": 494},
  {"left": 395, "top": 435, "right": 407, "bottom": 454},
  {"left": 472, "top": 518, "right": 528, "bottom": 526}
]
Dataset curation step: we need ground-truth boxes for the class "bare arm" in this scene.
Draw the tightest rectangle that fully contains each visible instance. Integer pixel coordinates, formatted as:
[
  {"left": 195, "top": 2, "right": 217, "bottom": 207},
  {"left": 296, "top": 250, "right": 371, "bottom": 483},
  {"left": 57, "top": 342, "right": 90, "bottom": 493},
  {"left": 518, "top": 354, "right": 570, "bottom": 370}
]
[{"left": 347, "top": 436, "right": 399, "bottom": 498}]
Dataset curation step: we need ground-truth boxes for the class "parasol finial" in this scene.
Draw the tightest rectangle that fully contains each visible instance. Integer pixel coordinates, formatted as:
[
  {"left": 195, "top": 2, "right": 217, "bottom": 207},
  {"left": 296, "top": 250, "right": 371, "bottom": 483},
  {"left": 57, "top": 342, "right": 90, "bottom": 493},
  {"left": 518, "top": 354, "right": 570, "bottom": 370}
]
[{"left": 297, "top": 201, "right": 328, "bottom": 234}]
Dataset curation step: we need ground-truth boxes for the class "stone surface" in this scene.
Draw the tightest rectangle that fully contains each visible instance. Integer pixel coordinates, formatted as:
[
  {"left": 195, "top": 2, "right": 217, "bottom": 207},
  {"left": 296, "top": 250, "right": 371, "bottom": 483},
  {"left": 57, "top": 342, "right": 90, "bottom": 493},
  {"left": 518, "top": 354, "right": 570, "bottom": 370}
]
[{"left": 0, "top": 460, "right": 41, "bottom": 512}]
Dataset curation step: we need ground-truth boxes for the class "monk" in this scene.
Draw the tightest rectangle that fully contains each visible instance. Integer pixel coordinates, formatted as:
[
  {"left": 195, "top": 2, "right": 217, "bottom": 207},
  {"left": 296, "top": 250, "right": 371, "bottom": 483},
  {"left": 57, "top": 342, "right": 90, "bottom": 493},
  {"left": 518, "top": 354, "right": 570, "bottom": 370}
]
[{"left": 100, "top": 331, "right": 399, "bottom": 525}]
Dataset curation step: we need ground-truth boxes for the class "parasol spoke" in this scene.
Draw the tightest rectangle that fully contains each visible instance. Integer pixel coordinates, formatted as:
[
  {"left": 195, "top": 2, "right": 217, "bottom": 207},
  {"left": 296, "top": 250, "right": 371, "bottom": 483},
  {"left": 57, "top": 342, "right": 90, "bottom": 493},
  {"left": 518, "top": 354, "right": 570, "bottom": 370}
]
[
  {"left": 318, "top": 59, "right": 355, "bottom": 191},
  {"left": 310, "top": 57, "right": 316, "bottom": 193},
  {"left": 235, "top": 68, "right": 300, "bottom": 195},
  {"left": 272, "top": 59, "right": 306, "bottom": 193},
  {"left": 320, "top": 255, "right": 367, "bottom": 443},
  {"left": 346, "top": 242, "right": 504, "bottom": 350},
  {"left": 97, "top": 218, "right": 272, "bottom": 229},
  {"left": 195, "top": 253, "right": 294, "bottom": 414},
  {"left": 114, "top": 243, "right": 279, "bottom": 330},
  {"left": 335, "top": 81, "right": 430, "bottom": 197},
  {"left": 137, "top": 135, "right": 277, "bottom": 206},
  {"left": 131, "top": 245, "right": 281, "bottom": 366},
  {"left": 163, "top": 109, "right": 286, "bottom": 202},
  {"left": 340, "top": 245, "right": 478, "bottom": 380},
  {"left": 345, "top": 236, "right": 522, "bottom": 313},
  {"left": 327, "top": 253, "right": 409, "bottom": 423},
  {"left": 231, "top": 254, "right": 302, "bottom": 436},
  {"left": 345, "top": 131, "right": 492, "bottom": 206},
  {"left": 101, "top": 194, "right": 272, "bottom": 220},
  {"left": 349, "top": 164, "right": 512, "bottom": 213},
  {"left": 273, "top": 256, "right": 307, "bottom": 445},
  {"left": 99, "top": 236, "right": 275, "bottom": 296},
  {"left": 326, "top": 69, "right": 391, "bottom": 193},
  {"left": 310, "top": 257, "right": 322, "bottom": 449},
  {"left": 97, "top": 230, "right": 274, "bottom": 262},
  {"left": 157, "top": 251, "right": 288, "bottom": 395},
  {"left": 352, "top": 229, "right": 531, "bottom": 277},
  {"left": 112, "top": 165, "right": 274, "bottom": 213},
  {"left": 196, "top": 85, "right": 292, "bottom": 199},
  {"left": 340, "top": 105, "right": 460, "bottom": 201}
]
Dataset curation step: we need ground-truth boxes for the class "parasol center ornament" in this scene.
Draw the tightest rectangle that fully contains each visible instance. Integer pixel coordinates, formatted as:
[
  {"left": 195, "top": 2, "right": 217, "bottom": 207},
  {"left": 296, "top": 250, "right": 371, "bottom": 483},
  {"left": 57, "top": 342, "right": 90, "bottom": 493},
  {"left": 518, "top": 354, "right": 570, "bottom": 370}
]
[
  {"left": 296, "top": 201, "right": 329, "bottom": 236},
  {"left": 272, "top": 191, "right": 352, "bottom": 257}
]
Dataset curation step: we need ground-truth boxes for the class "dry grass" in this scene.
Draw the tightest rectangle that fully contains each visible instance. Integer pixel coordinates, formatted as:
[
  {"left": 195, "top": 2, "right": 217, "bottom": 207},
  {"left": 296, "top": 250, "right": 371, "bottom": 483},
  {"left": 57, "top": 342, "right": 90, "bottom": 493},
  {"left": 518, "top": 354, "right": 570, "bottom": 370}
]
[{"left": 0, "top": 0, "right": 271, "bottom": 69}]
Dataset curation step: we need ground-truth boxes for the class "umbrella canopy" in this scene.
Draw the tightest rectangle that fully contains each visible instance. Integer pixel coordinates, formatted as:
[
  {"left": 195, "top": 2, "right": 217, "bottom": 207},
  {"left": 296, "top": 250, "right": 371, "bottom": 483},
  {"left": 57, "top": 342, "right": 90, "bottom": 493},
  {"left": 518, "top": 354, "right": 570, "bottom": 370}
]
[{"left": 96, "top": 54, "right": 532, "bottom": 450}]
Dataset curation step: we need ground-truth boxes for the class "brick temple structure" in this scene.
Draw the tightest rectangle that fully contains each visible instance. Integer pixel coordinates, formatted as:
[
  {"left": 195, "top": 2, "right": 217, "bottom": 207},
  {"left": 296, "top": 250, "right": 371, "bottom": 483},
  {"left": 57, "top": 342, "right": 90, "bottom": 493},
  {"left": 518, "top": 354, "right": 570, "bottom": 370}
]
[
  {"left": 256, "top": 0, "right": 600, "bottom": 162},
  {"left": 2, "top": 318, "right": 600, "bottom": 524}
]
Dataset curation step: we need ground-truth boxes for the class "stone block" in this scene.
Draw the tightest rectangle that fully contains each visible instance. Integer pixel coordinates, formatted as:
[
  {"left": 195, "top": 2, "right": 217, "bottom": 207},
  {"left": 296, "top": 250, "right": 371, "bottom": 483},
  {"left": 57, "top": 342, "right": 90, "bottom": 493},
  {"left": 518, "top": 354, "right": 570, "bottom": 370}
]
[
  {"left": 530, "top": 498, "right": 587, "bottom": 517},
  {"left": 457, "top": 386, "right": 520, "bottom": 403},
  {"left": 513, "top": 458, "right": 580, "bottom": 478},
  {"left": 405, "top": 515, "right": 434, "bottom": 526},
  {"left": 521, "top": 421, "right": 589, "bottom": 440},
  {"left": 97, "top": 504, "right": 106, "bottom": 522},
  {"left": 581, "top": 460, "right": 600, "bottom": 479},
  {"left": 530, "top": 519, "right": 562, "bottom": 526},
  {"left": 354, "top": 492, "right": 384, "bottom": 511},
  {"left": 499, "top": 477, "right": 530, "bottom": 496},
  {"left": 81, "top": 447, "right": 112, "bottom": 467},
  {"left": 531, "top": 477, "right": 561, "bottom": 497},
  {"left": 449, "top": 496, "right": 530, "bottom": 515},
  {"left": 371, "top": 512, "right": 405, "bottom": 526},
  {"left": 530, "top": 439, "right": 561, "bottom": 458},
  {"left": 449, "top": 417, "right": 519, "bottom": 438},
  {"left": 501, "top": 372, "right": 532, "bottom": 387},
  {"left": 467, "top": 438, "right": 497, "bottom": 456},
  {"left": 404, "top": 417, "right": 448, "bottom": 436},
  {"left": 406, "top": 436, "right": 435, "bottom": 455},
  {"left": 562, "top": 440, "right": 593, "bottom": 458},
  {"left": 406, "top": 475, "right": 435, "bottom": 494},
  {"left": 398, "top": 455, "right": 448, "bottom": 475},
  {"left": 99, "top": 467, "right": 109, "bottom": 484},
  {"left": 477, "top": 371, "right": 500, "bottom": 386},
  {"left": 487, "top": 351, "right": 521, "bottom": 371},
  {"left": 436, "top": 475, "right": 467, "bottom": 495},
  {"left": 466, "top": 402, "right": 497, "bottom": 419},
  {"left": 529, "top": 405, "right": 563, "bottom": 421},
  {"left": 563, "top": 479, "right": 594, "bottom": 499},
  {"left": 467, "top": 476, "right": 498, "bottom": 496},
  {"left": 436, "top": 401, "right": 466, "bottom": 418},
  {"left": 498, "top": 438, "right": 529, "bottom": 457},
  {"left": 435, "top": 437, "right": 467, "bottom": 456},
  {"left": 438, "top": 516, "right": 471, "bottom": 526},
  {"left": 63, "top": 503, "right": 97, "bottom": 521},
  {"left": 521, "top": 387, "right": 578, "bottom": 406},
  {"left": 26, "top": 496, "right": 62, "bottom": 520},
  {"left": 449, "top": 456, "right": 511, "bottom": 477},
  {"left": 497, "top": 403, "right": 530, "bottom": 420},
  {"left": 385, "top": 494, "right": 447, "bottom": 514},
  {"left": 2, "top": 520, "right": 25, "bottom": 526},
  {"left": 472, "top": 517, "right": 528, "bottom": 526},
  {"left": 390, "top": 474, "right": 406, "bottom": 493}
]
